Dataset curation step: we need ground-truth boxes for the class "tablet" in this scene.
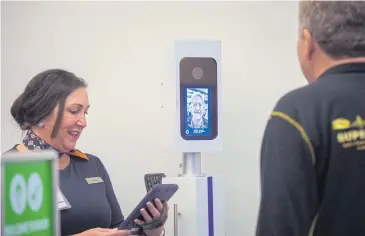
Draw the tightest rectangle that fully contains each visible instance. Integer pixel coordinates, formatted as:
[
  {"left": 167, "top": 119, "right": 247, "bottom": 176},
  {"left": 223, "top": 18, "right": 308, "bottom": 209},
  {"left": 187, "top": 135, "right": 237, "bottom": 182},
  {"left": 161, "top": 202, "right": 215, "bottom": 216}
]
[{"left": 119, "top": 184, "right": 179, "bottom": 230}]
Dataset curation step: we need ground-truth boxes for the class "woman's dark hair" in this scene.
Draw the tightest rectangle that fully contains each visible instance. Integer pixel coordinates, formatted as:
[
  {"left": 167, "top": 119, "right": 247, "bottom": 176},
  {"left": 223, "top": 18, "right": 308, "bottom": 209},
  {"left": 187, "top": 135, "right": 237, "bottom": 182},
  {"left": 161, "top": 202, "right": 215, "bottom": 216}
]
[{"left": 11, "top": 69, "right": 87, "bottom": 138}]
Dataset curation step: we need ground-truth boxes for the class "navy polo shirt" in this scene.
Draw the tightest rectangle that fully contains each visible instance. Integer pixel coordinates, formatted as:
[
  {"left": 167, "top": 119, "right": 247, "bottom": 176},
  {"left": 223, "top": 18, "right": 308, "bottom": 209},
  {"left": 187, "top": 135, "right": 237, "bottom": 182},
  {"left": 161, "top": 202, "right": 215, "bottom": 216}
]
[{"left": 256, "top": 63, "right": 365, "bottom": 236}]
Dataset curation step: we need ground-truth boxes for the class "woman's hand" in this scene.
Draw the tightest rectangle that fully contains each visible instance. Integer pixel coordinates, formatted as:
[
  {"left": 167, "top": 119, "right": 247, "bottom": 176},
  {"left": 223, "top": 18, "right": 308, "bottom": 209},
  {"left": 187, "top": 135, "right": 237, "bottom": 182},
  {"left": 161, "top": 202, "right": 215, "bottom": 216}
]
[
  {"left": 134, "top": 198, "right": 169, "bottom": 236},
  {"left": 75, "top": 227, "right": 131, "bottom": 236}
]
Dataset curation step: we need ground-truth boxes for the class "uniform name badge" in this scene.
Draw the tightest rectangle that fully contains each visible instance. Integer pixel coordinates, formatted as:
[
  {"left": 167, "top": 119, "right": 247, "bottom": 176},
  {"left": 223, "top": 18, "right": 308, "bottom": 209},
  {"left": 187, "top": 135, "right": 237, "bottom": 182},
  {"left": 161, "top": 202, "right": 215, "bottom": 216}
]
[{"left": 58, "top": 188, "right": 72, "bottom": 210}]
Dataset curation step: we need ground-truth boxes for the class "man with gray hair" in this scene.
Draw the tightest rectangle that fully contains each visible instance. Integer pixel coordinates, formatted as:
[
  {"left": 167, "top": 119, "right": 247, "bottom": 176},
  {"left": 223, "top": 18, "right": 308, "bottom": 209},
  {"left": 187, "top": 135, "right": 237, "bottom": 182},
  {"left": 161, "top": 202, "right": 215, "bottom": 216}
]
[{"left": 256, "top": 1, "right": 365, "bottom": 236}]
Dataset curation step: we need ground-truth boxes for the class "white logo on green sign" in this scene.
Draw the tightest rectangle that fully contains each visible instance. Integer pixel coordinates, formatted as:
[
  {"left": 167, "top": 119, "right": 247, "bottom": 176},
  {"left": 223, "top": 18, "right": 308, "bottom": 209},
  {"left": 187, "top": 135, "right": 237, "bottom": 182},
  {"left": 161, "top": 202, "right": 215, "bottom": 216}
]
[
  {"left": 9, "top": 174, "right": 27, "bottom": 215},
  {"left": 9, "top": 172, "right": 44, "bottom": 215},
  {"left": 27, "top": 173, "right": 44, "bottom": 212}
]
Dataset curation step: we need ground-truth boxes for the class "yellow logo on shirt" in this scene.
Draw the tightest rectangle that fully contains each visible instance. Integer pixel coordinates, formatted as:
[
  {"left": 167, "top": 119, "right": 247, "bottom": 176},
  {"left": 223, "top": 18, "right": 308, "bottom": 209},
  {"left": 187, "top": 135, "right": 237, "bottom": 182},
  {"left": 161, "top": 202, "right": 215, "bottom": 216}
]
[
  {"left": 351, "top": 115, "right": 365, "bottom": 129},
  {"left": 332, "top": 118, "right": 351, "bottom": 130},
  {"left": 333, "top": 116, "right": 365, "bottom": 151}
]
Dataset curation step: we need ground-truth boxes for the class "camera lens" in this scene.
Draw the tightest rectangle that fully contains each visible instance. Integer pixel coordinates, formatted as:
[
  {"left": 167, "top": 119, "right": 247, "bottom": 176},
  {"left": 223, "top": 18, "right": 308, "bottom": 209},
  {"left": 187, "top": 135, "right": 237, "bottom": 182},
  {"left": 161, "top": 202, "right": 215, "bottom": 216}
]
[{"left": 192, "top": 67, "right": 203, "bottom": 80}]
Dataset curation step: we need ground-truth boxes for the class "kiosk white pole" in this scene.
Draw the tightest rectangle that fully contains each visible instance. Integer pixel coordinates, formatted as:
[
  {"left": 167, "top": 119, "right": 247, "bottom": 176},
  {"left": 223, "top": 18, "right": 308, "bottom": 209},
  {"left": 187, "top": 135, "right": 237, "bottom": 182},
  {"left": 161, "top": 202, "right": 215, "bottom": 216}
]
[{"left": 180, "top": 152, "right": 204, "bottom": 177}]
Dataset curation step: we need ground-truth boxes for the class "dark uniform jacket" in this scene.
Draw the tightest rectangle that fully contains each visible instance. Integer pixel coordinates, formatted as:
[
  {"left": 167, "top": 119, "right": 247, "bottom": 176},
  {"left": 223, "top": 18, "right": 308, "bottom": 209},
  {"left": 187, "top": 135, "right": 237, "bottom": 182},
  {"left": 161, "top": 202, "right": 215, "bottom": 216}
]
[{"left": 256, "top": 63, "right": 365, "bottom": 236}]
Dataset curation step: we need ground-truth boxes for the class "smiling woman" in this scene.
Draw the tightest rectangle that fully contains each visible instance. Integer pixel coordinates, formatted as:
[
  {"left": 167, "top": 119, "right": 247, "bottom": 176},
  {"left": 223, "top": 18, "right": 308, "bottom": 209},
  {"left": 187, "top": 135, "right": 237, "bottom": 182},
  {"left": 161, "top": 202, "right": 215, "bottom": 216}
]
[
  {"left": 4, "top": 69, "right": 168, "bottom": 236},
  {"left": 10, "top": 69, "right": 89, "bottom": 153}
]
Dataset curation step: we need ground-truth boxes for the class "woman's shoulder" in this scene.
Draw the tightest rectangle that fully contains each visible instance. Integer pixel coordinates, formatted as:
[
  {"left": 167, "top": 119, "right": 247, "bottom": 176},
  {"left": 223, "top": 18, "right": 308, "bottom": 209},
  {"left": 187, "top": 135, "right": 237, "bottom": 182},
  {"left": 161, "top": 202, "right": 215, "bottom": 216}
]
[
  {"left": 83, "top": 153, "right": 112, "bottom": 178},
  {"left": 84, "top": 152, "right": 100, "bottom": 161},
  {"left": 83, "top": 152, "right": 107, "bottom": 168},
  {"left": 3, "top": 144, "right": 19, "bottom": 154}
]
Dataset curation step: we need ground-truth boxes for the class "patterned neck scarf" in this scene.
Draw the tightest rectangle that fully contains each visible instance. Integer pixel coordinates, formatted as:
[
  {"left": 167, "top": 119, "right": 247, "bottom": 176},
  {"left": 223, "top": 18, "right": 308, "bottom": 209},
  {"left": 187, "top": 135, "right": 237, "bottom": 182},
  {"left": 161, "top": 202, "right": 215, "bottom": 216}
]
[{"left": 22, "top": 130, "right": 88, "bottom": 160}]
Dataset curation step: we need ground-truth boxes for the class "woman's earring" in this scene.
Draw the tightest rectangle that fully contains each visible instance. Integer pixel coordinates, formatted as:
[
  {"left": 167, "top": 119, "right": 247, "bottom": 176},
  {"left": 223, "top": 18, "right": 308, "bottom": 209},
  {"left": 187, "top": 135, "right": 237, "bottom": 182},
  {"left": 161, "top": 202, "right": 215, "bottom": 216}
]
[{"left": 37, "top": 122, "right": 45, "bottom": 128}]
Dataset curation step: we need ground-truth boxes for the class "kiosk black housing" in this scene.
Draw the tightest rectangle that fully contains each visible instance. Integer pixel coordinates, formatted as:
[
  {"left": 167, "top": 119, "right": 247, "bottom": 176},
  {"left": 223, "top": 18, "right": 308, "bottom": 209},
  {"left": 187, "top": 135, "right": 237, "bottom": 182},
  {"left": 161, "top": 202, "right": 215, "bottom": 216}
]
[{"left": 179, "top": 57, "right": 218, "bottom": 141}]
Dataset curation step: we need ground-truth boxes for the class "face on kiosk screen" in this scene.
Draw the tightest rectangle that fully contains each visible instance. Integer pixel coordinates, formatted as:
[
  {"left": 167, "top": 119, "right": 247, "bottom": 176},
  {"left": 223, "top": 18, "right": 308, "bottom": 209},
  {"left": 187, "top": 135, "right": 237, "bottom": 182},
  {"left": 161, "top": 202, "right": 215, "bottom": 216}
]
[{"left": 183, "top": 87, "right": 211, "bottom": 137}]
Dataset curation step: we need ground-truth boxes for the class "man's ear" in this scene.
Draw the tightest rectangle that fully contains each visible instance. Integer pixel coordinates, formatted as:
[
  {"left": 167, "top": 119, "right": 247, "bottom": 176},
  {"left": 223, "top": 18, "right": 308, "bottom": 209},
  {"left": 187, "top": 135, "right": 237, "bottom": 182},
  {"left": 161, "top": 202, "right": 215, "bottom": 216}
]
[{"left": 303, "top": 28, "right": 316, "bottom": 61}]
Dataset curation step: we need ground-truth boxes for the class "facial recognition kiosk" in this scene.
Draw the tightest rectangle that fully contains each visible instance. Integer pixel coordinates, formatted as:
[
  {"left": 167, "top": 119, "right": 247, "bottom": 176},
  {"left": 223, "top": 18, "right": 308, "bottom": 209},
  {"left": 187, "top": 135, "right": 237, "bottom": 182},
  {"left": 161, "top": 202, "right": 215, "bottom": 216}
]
[
  {"left": 1, "top": 150, "right": 60, "bottom": 236},
  {"left": 163, "top": 40, "right": 225, "bottom": 236}
]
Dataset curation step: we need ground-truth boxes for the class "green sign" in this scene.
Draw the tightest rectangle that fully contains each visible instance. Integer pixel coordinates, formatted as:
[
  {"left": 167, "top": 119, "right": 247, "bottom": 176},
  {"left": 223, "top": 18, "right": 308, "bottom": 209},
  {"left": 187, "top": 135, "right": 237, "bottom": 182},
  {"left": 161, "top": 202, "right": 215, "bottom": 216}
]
[{"left": 3, "top": 160, "right": 54, "bottom": 236}]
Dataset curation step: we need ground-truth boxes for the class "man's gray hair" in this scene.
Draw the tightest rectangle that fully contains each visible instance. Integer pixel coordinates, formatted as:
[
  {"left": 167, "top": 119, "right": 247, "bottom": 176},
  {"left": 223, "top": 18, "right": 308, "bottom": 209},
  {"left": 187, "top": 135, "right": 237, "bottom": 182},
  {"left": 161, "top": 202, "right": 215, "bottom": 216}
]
[{"left": 299, "top": 1, "right": 365, "bottom": 59}]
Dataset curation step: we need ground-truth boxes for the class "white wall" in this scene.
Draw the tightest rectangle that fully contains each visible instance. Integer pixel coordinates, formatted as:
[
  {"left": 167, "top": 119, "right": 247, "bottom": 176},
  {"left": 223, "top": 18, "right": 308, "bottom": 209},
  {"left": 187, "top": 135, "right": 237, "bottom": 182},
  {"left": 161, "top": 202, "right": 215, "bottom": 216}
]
[{"left": 1, "top": 1, "right": 305, "bottom": 235}]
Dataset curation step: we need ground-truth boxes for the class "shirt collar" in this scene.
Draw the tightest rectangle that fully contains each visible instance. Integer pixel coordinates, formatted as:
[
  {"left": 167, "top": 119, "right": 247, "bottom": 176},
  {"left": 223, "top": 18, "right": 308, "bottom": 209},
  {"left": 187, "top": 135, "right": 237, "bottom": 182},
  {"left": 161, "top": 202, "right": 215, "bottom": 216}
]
[
  {"left": 319, "top": 62, "right": 365, "bottom": 78},
  {"left": 67, "top": 150, "right": 89, "bottom": 160}
]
